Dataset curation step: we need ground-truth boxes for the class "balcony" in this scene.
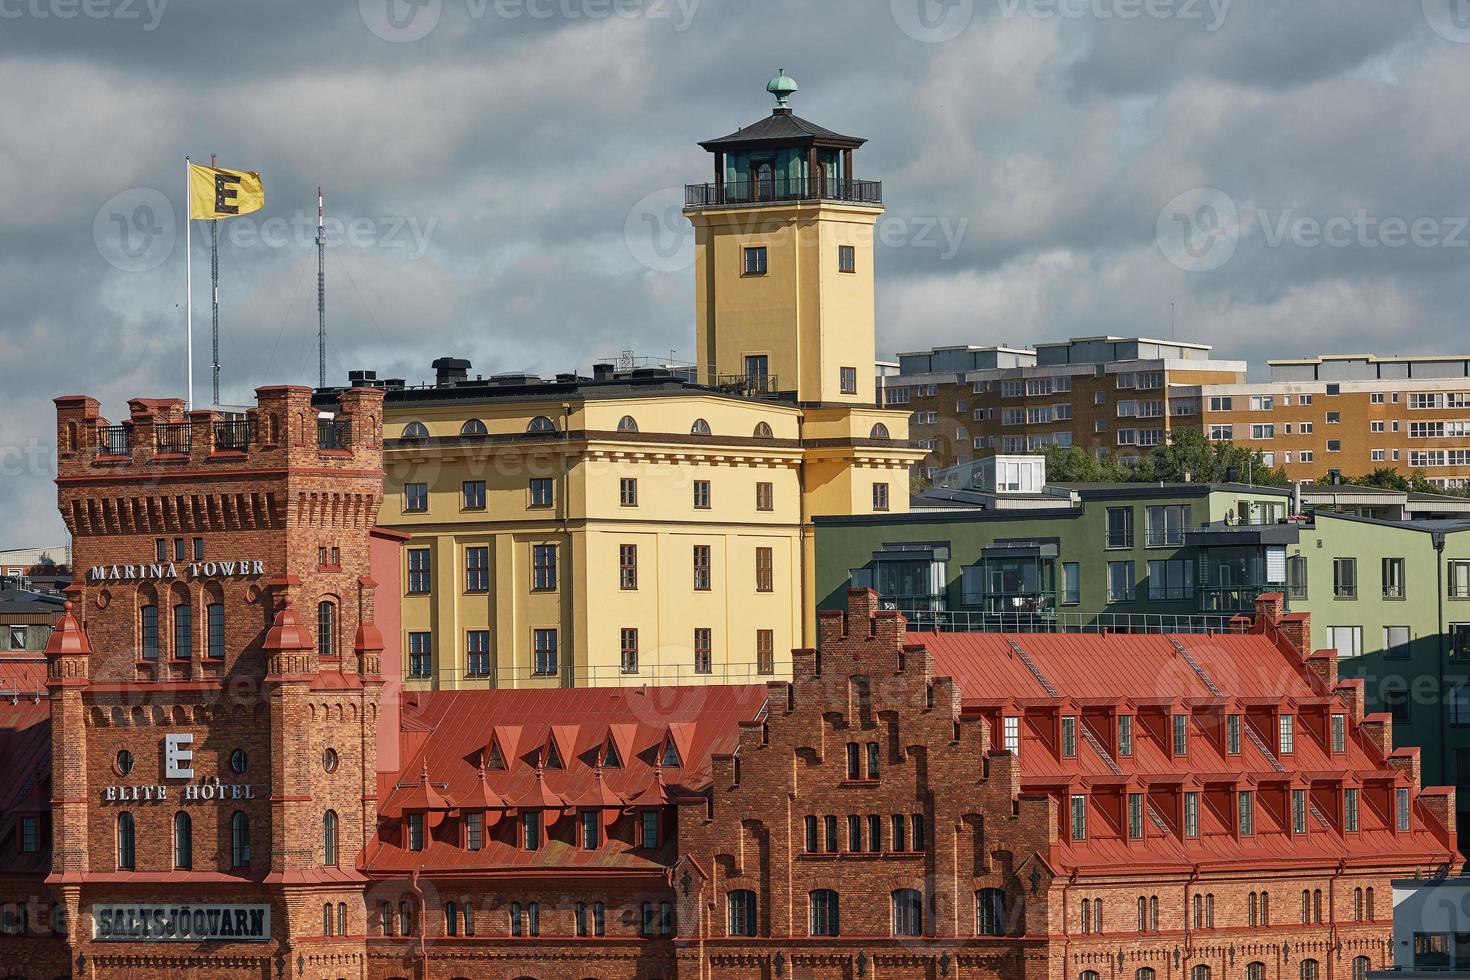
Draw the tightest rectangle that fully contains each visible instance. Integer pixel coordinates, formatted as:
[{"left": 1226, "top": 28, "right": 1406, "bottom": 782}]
[
  {"left": 154, "top": 422, "right": 191, "bottom": 455},
  {"left": 97, "top": 425, "right": 131, "bottom": 457},
  {"left": 1198, "top": 586, "right": 1274, "bottom": 614},
  {"left": 317, "top": 418, "right": 351, "bottom": 451},
  {"left": 711, "top": 374, "right": 780, "bottom": 397},
  {"left": 685, "top": 176, "right": 883, "bottom": 209},
  {"left": 213, "top": 420, "right": 250, "bottom": 452}
]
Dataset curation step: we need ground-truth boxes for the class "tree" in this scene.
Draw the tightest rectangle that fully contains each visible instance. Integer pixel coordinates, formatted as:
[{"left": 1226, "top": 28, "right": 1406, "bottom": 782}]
[{"left": 1040, "top": 431, "right": 1289, "bottom": 487}]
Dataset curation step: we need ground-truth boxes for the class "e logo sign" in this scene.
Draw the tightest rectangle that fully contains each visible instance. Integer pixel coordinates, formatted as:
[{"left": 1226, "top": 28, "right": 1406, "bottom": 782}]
[{"left": 165, "top": 733, "right": 194, "bottom": 779}]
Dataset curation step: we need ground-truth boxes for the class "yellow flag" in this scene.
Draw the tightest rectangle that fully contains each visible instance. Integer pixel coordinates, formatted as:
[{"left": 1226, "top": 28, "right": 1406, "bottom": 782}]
[{"left": 188, "top": 163, "right": 265, "bottom": 219}]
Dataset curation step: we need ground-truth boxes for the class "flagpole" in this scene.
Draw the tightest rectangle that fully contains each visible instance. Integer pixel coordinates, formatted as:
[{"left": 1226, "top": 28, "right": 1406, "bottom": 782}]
[
  {"left": 185, "top": 156, "right": 193, "bottom": 411},
  {"left": 210, "top": 152, "right": 220, "bottom": 407}
]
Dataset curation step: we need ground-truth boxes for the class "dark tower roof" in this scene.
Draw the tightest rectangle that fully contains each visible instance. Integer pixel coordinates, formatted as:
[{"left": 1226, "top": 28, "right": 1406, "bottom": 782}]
[{"left": 699, "top": 110, "right": 866, "bottom": 153}]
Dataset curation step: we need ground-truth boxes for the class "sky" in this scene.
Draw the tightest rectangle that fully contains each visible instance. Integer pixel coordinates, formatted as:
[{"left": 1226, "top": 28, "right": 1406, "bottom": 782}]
[{"left": 3, "top": 0, "right": 1470, "bottom": 546}]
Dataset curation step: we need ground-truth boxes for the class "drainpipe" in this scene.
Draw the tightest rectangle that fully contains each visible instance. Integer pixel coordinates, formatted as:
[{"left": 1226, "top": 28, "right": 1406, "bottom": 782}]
[
  {"left": 1436, "top": 531, "right": 1448, "bottom": 786},
  {"left": 1183, "top": 864, "right": 1199, "bottom": 964},
  {"left": 1327, "top": 858, "right": 1345, "bottom": 980},
  {"left": 562, "top": 401, "right": 574, "bottom": 687},
  {"left": 1061, "top": 868, "right": 1078, "bottom": 980}
]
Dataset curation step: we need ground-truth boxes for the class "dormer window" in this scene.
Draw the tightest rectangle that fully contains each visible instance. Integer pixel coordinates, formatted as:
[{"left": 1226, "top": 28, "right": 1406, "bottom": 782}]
[
  {"left": 485, "top": 742, "right": 506, "bottom": 770},
  {"left": 1331, "top": 714, "right": 1346, "bottom": 754},
  {"left": 1117, "top": 715, "right": 1133, "bottom": 757},
  {"left": 1239, "top": 791, "right": 1254, "bottom": 836},
  {"left": 1061, "top": 716, "right": 1077, "bottom": 758},
  {"left": 1128, "top": 792, "right": 1143, "bottom": 839},
  {"left": 1292, "top": 789, "right": 1307, "bottom": 834},
  {"left": 1172, "top": 714, "right": 1188, "bottom": 756},
  {"left": 1184, "top": 792, "right": 1199, "bottom": 838},
  {"left": 1344, "top": 788, "right": 1359, "bottom": 832},
  {"left": 1070, "top": 794, "right": 1087, "bottom": 840},
  {"left": 1396, "top": 788, "right": 1411, "bottom": 832},
  {"left": 602, "top": 741, "right": 622, "bottom": 769},
  {"left": 1003, "top": 716, "right": 1020, "bottom": 754},
  {"left": 1226, "top": 715, "right": 1242, "bottom": 755},
  {"left": 407, "top": 813, "right": 425, "bottom": 851},
  {"left": 1279, "top": 715, "right": 1295, "bottom": 755},
  {"left": 660, "top": 741, "right": 682, "bottom": 768},
  {"left": 543, "top": 741, "right": 563, "bottom": 770}
]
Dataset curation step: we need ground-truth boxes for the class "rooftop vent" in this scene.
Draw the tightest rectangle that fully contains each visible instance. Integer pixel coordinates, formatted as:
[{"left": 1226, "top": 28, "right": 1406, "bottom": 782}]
[
  {"left": 593, "top": 363, "right": 615, "bottom": 381},
  {"left": 432, "top": 357, "right": 471, "bottom": 386}
]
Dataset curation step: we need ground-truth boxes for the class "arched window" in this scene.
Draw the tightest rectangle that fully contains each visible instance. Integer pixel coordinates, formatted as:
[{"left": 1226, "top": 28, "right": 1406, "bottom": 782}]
[
  {"left": 617, "top": 416, "right": 639, "bottom": 433},
  {"left": 1246, "top": 964, "right": 1266, "bottom": 980},
  {"left": 1301, "top": 889, "right": 1311, "bottom": 924},
  {"left": 460, "top": 419, "right": 487, "bottom": 437},
  {"left": 173, "top": 811, "right": 191, "bottom": 870},
  {"left": 1365, "top": 887, "right": 1374, "bottom": 920},
  {"left": 231, "top": 811, "right": 250, "bottom": 868},
  {"left": 1137, "top": 971, "right": 1157, "bottom": 980},
  {"left": 728, "top": 889, "right": 757, "bottom": 937},
  {"left": 399, "top": 900, "right": 412, "bottom": 936},
  {"left": 445, "top": 901, "right": 458, "bottom": 936},
  {"left": 337, "top": 902, "right": 346, "bottom": 937},
  {"left": 1205, "top": 893, "right": 1214, "bottom": 928},
  {"left": 1081, "top": 973, "right": 1101, "bottom": 980},
  {"left": 1260, "top": 890, "right": 1271, "bottom": 925},
  {"left": 527, "top": 416, "right": 557, "bottom": 434},
  {"left": 1351, "top": 957, "right": 1370, "bottom": 980},
  {"left": 753, "top": 421, "right": 773, "bottom": 438},
  {"left": 690, "top": 418, "right": 711, "bottom": 436},
  {"left": 1093, "top": 897, "right": 1103, "bottom": 933},
  {"left": 809, "top": 889, "right": 840, "bottom": 936},
  {"left": 891, "top": 889, "right": 922, "bottom": 937},
  {"left": 381, "top": 901, "right": 393, "bottom": 936},
  {"left": 1081, "top": 899, "right": 1091, "bottom": 934},
  {"left": 323, "top": 903, "right": 333, "bottom": 936},
  {"left": 1137, "top": 895, "right": 1148, "bottom": 931},
  {"left": 976, "top": 888, "right": 1005, "bottom": 936},
  {"left": 1248, "top": 891, "right": 1259, "bottom": 926},
  {"left": 463, "top": 902, "right": 475, "bottom": 936},
  {"left": 322, "top": 810, "right": 339, "bottom": 867},
  {"left": 1313, "top": 888, "right": 1323, "bottom": 923},
  {"left": 1353, "top": 887, "right": 1364, "bottom": 921},
  {"left": 116, "top": 812, "right": 136, "bottom": 870},
  {"left": 401, "top": 421, "right": 429, "bottom": 441},
  {"left": 1190, "top": 967, "right": 1211, "bottom": 980},
  {"left": 140, "top": 604, "right": 159, "bottom": 660},
  {"left": 870, "top": 423, "right": 890, "bottom": 439},
  {"left": 1193, "top": 893, "right": 1202, "bottom": 928},
  {"left": 317, "top": 600, "right": 337, "bottom": 658},
  {"left": 1148, "top": 896, "right": 1158, "bottom": 931},
  {"left": 1300, "top": 960, "right": 1320, "bottom": 980},
  {"left": 173, "top": 602, "right": 192, "bottom": 660}
]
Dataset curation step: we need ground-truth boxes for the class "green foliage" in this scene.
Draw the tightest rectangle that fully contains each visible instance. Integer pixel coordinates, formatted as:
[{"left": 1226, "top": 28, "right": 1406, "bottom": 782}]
[
  {"left": 1318, "top": 467, "right": 1470, "bottom": 497},
  {"left": 1040, "top": 430, "right": 1290, "bottom": 487}
]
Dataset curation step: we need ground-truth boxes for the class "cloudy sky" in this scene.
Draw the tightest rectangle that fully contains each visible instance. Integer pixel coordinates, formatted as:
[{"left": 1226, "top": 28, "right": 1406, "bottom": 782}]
[{"left": 3, "top": 0, "right": 1469, "bottom": 546}]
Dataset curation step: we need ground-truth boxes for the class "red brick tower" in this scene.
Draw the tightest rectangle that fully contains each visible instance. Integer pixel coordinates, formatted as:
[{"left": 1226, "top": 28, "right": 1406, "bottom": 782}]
[{"left": 49, "top": 385, "right": 385, "bottom": 979}]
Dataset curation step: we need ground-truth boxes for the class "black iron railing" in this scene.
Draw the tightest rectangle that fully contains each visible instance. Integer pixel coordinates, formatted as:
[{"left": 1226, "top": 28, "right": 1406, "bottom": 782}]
[
  {"left": 685, "top": 177, "right": 883, "bottom": 209},
  {"left": 154, "top": 422, "right": 191, "bottom": 455},
  {"left": 712, "top": 374, "right": 780, "bottom": 397},
  {"left": 318, "top": 418, "right": 351, "bottom": 451},
  {"left": 213, "top": 420, "right": 251, "bottom": 452},
  {"left": 97, "top": 425, "right": 130, "bottom": 457}
]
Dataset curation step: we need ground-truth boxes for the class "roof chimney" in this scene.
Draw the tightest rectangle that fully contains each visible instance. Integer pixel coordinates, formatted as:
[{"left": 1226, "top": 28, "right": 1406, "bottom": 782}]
[
  {"left": 431, "top": 357, "right": 471, "bottom": 387},
  {"left": 593, "top": 363, "right": 615, "bottom": 382}
]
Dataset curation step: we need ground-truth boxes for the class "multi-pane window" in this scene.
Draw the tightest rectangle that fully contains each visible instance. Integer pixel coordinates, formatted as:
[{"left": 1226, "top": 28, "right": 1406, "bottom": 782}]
[
  {"left": 141, "top": 605, "right": 159, "bottom": 660},
  {"left": 1118, "top": 715, "right": 1133, "bottom": 756},
  {"left": 408, "top": 813, "right": 425, "bottom": 851},
  {"left": 755, "top": 547, "right": 774, "bottom": 593},
  {"left": 693, "top": 545, "right": 712, "bottom": 591},
  {"left": 1105, "top": 507, "right": 1134, "bottom": 548},
  {"left": 1061, "top": 716, "right": 1077, "bottom": 757},
  {"left": 1240, "top": 790, "right": 1254, "bottom": 836},
  {"left": 1107, "top": 561, "right": 1136, "bottom": 602},
  {"left": 804, "top": 815, "right": 819, "bottom": 852},
  {"left": 205, "top": 603, "right": 225, "bottom": 659},
  {"left": 466, "top": 631, "right": 491, "bottom": 678},
  {"left": 757, "top": 629, "right": 774, "bottom": 674},
  {"left": 1383, "top": 557, "right": 1406, "bottom": 598},
  {"left": 581, "top": 810, "right": 598, "bottom": 849},
  {"left": 1345, "top": 788, "right": 1360, "bottom": 832},
  {"left": 619, "top": 477, "right": 638, "bottom": 506},
  {"left": 867, "top": 741, "right": 881, "bottom": 779},
  {"left": 315, "top": 601, "right": 335, "bottom": 658},
  {"left": 619, "top": 544, "right": 638, "bottom": 590},
  {"left": 467, "top": 812, "right": 484, "bottom": 851},
  {"left": 1332, "top": 714, "right": 1346, "bottom": 753},
  {"left": 693, "top": 479, "right": 712, "bottom": 509},
  {"left": 977, "top": 888, "right": 1006, "bottom": 936},
  {"left": 1292, "top": 789, "right": 1308, "bottom": 834},
  {"left": 404, "top": 482, "right": 428, "bottom": 512},
  {"left": 1279, "top": 714, "right": 1295, "bottom": 754},
  {"left": 524, "top": 811, "right": 541, "bottom": 850},
  {"left": 1145, "top": 505, "right": 1191, "bottom": 546},
  {"left": 872, "top": 483, "right": 890, "bottom": 511},
  {"left": 693, "top": 628, "right": 712, "bottom": 674},
  {"left": 462, "top": 480, "right": 486, "bottom": 510},
  {"left": 809, "top": 890, "right": 840, "bottom": 937},
  {"left": 173, "top": 603, "right": 192, "bottom": 660},
  {"left": 640, "top": 810, "right": 659, "bottom": 848},
  {"left": 1070, "top": 794, "right": 1087, "bottom": 840},
  {"left": 837, "top": 244, "right": 856, "bottom": 273},
  {"left": 408, "top": 633, "right": 432, "bottom": 678},
  {"left": 465, "top": 546, "right": 489, "bottom": 592},
  {"left": 743, "top": 246, "right": 767, "bottom": 275},
  {"left": 1227, "top": 714, "right": 1242, "bottom": 754},
  {"left": 840, "top": 367, "right": 858, "bottom": 394},
  {"left": 1128, "top": 793, "right": 1143, "bottom": 839},
  {"left": 533, "top": 629, "right": 558, "bottom": 676},
  {"left": 1148, "top": 559, "right": 1195, "bottom": 600},
  {"left": 1184, "top": 792, "right": 1199, "bottom": 838},
  {"left": 755, "top": 481, "right": 774, "bottom": 511},
  {"left": 407, "top": 548, "right": 431, "bottom": 594},
  {"left": 532, "top": 544, "right": 558, "bottom": 591},
  {"left": 1172, "top": 714, "right": 1188, "bottom": 755},
  {"left": 1334, "top": 557, "right": 1358, "bottom": 598},
  {"left": 529, "top": 477, "right": 555, "bottom": 507},
  {"left": 620, "top": 628, "right": 639, "bottom": 674},
  {"left": 728, "top": 890, "right": 757, "bottom": 937},
  {"left": 1003, "top": 716, "right": 1020, "bottom": 754},
  {"left": 892, "top": 889, "right": 922, "bottom": 937},
  {"left": 1396, "top": 787, "right": 1411, "bottom": 831}
]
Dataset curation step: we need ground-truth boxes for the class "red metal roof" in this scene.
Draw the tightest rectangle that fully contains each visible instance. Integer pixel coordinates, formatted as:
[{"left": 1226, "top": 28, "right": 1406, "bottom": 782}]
[{"left": 0, "top": 658, "right": 50, "bottom": 875}]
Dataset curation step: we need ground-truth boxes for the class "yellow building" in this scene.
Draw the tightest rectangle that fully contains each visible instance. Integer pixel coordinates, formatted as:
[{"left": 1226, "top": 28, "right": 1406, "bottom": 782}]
[{"left": 347, "top": 72, "right": 923, "bottom": 689}]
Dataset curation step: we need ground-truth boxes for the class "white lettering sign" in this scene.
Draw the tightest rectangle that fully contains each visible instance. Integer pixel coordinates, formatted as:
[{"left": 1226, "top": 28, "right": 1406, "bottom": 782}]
[
  {"left": 92, "top": 904, "right": 270, "bottom": 942},
  {"left": 88, "top": 559, "right": 265, "bottom": 582},
  {"left": 164, "top": 733, "right": 194, "bottom": 779}
]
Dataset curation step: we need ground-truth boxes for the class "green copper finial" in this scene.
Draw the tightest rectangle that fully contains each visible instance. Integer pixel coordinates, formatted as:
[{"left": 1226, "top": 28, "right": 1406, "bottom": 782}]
[{"left": 767, "top": 68, "right": 798, "bottom": 109}]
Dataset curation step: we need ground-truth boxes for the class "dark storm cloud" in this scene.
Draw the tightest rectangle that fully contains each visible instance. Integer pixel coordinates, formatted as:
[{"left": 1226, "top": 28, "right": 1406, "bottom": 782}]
[{"left": 3, "top": 0, "right": 1468, "bottom": 543}]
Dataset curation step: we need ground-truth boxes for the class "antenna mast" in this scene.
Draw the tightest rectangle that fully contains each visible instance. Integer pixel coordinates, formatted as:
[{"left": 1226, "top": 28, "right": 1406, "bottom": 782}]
[
  {"left": 317, "top": 186, "right": 326, "bottom": 389},
  {"left": 210, "top": 153, "right": 220, "bottom": 406}
]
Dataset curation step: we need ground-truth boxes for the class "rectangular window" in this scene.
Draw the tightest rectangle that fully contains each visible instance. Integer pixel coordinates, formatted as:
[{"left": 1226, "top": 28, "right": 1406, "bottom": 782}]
[
  {"left": 1209, "top": 424, "right": 1234, "bottom": 441},
  {"left": 466, "top": 630, "right": 491, "bottom": 678},
  {"left": 141, "top": 606, "right": 159, "bottom": 660},
  {"left": 1327, "top": 440, "right": 1342, "bottom": 453},
  {"left": 408, "top": 813, "right": 425, "bottom": 851},
  {"left": 1105, "top": 507, "right": 1134, "bottom": 549},
  {"left": 693, "top": 479, "right": 712, "bottom": 509},
  {"left": 529, "top": 477, "right": 554, "bottom": 507},
  {"left": 1293, "top": 789, "right": 1308, "bottom": 834},
  {"left": 172, "top": 603, "right": 192, "bottom": 660},
  {"left": 1003, "top": 716, "right": 1020, "bottom": 754},
  {"left": 155, "top": 538, "right": 167, "bottom": 562},
  {"left": 1332, "top": 714, "right": 1346, "bottom": 753},
  {"left": 693, "top": 628, "right": 712, "bottom": 675},
  {"left": 742, "top": 246, "right": 767, "bottom": 275},
  {"left": 1147, "top": 559, "right": 1196, "bottom": 600},
  {"left": 581, "top": 810, "right": 599, "bottom": 849},
  {"left": 619, "top": 476, "right": 638, "bottom": 507},
  {"left": 755, "top": 547, "right": 774, "bottom": 593},
  {"left": 533, "top": 544, "right": 558, "bottom": 591},
  {"left": 1062, "top": 563, "right": 1080, "bottom": 605},
  {"left": 524, "top": 811, "right": 541, "bottom": 850},
  {"left": 804, "top": 815, "right": 818, "bottom": 853},
  {"left": 1345, "top": 788, "right": 1359, "bottom": 832},
  {"left": 840, "top": 367, "right": 858, "bottom": 394},
  {"left": 693, "top": 545, "right": 712, "bottom": 591},
  {"left": 1250, "top": 424, "right": 1275, "bottom": 439},
  {"left": 867, "top": 814, "right": 882, "bottom": 852},
  {"left": 462, "top": 480, "right": 486, "bottom": 510},
  {"left": 1279, "top": 714, "right": 1295, "bottom": 754},
  {"left": 407, "top": 548, "right": 432, "bottom": 594},
  {"left": 466, "top": 812, "right": 483, "bottom": 851},
  {"left": 192, "top": 537, "right": 205, "bottom": 561},
  {"left": 756, "top": 629, "right": 774, "bottom": 675},
  {"left": 1107, "top": 561, "right": 1136, "bottom": 602},
  {"left": 1239, "top": 791, "right": 1254, "bottom": 836},
  {"left": 1117, "top": 715, "right": 1133, "bottom": 757},
  {"left": 1451, "top": 561, "right": 1470, "bottom": 599},
  {"left": 1333, "top": 558, "right": 1357, "bottom": 598},
  {"left": 1172, "top": 714, "right": 1188, "bottom": 756},
  {"left": 1128, "top": 792, "right": 1143, "bottom": 839},
  {"left": 404, "top": 482, "right": 428, "bottom": 512},
  {"left": 1070, "top": 794, "right": 1087, "bottom": 840},
  {"left": 1330, "top": 626, "right": 1364, "bottom": 659},
  {"left": 408, "top": 633, "right": 432, "bottom": 678},
  {"left": 755, "top": 481, "right": 774, "bottom": 511},
  {"left": 825, "top": 815, "right": 839, "bottom": 853},
  {"left": 174, "top": 537, "right": 186, "bottom": 561},
  {"left": 1145, "top": 504, "right": 1191, "bottom": 547},
  {"left": 1383, "top": 557, "right": 1406, "bottom": 599},
  {"left": 1397, "top": 787, "right": 1412, "bottom": 831},
  {"left": 465, "top": 546, "right": 490, "bottom": 592},
  {"left": 640, "top": 811, "right": 659, "bottom": 848},
  {"left": 1061, "top": 716, "right": 1077, "bottom": 758},
  {"left": 1384, "top": 625, "right": 1410, "bottom": 659},
  {"left": 533, "top": 629, "right": 558, "bottom": 676},
  {"left": 873, "top": 483, "right": 890, "bottom": 511},
  {"left": 619, "top": 544, "right": 638, "bottom": 590},
  {"left": 837, "top": 244, "right": 856, "bottom": 273},
  {"left": 1184, "top": 792, "right": 1199, "bottom": 838},
  {"left": 207, "top": 603, "right": 224, "bottom": 659},
  {"left": 620, "top": 628, "right": 639, "bottom": 674},
  {"left": 1227, "top": 714, "right": 1242, "bottom": 755}
]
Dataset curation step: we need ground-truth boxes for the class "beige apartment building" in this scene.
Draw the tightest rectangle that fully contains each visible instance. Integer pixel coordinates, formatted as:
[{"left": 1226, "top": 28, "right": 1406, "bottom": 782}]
[{"left": 891, "top": 336, "right": 1246, "bottom": 474}]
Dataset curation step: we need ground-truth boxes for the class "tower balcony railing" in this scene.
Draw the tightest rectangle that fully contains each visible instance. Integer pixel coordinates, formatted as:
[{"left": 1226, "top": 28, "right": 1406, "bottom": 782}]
[{"left": 685, "top": 177, "right": 883, "bottom": 209}]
